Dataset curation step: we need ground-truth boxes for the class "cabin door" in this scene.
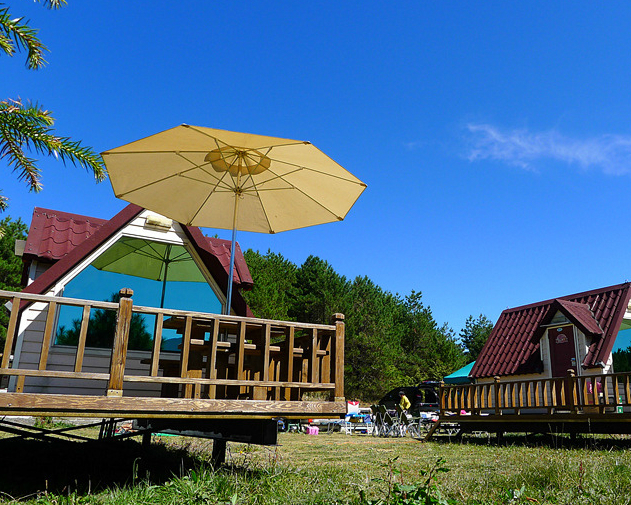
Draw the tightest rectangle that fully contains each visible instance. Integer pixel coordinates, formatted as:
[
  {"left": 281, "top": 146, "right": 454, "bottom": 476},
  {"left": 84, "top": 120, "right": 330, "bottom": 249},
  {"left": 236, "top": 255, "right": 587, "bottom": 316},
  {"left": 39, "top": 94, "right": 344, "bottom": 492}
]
[{"left": 549, "top": 325, "right": 577, "bottom": 378}]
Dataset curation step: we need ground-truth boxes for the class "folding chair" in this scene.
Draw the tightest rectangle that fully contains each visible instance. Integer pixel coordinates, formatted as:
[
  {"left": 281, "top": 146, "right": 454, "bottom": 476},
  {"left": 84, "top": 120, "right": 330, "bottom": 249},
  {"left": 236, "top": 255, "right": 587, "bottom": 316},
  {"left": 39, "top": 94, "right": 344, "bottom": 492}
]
[
  {"left": 379, "top": 405, "right": 400, "bottom": 437},
  {"left": 398, "top": 409, "right": 421, "bottom": 438},
  {"left": 394, "top": 405, "right": 410, "bottom": 437},
  {"left": 370, "top": 405, "right": 384, "bottom": 437}
]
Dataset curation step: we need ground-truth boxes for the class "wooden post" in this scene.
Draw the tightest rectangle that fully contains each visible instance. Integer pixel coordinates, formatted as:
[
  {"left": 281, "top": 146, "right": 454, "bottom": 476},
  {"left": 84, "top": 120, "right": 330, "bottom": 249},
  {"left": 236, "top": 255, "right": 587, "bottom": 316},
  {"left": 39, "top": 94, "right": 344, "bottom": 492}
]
[
  {"left": 206, "top": 318, "right": 219, "bottom": 399},
  {"left": 494, "top": 376, "right": 501, "bottom": 416},
  {"left": 39, "top": 301, "right": 57, "bottom": 370},
  {"left": 566, "top": 369, "right": 577, "bottom": 413},
  {"left": 74, "top": 305, "right": 91, "bottom": 372},
  {"left": 236, "top": 321, "right": 246, "bottom": 397},
  {"left": 181, "top": 316, "right": 193, "bottom": 398},
  {"left": 2, "top": 297, "right": 20, "bottom": 369},
  {"left": 331, "top": 313, "right": 345, "bottom": 401},
  {"left": 211, "top": 439, "right": 227, "bottom": 466},
  {"left": 439, "top": 381, "right": 445, "bottom": 415},
  {"left": 149, "top": 313, "right": 164, "bottom": 377},
  {"left": 253, "top": 324, "right": 271, "bottom": 400},
  {"left": 321, "top": 332, "right": 331, "bottom": 383},
  {"left": 309, "top": 328, "right": 318, "bottom": 384},
  {"left": 106, "top": 289, "right": 134, "bottom": 397},
  {"left": 285, "top": 326, "right": 295, "bottom": 400}
]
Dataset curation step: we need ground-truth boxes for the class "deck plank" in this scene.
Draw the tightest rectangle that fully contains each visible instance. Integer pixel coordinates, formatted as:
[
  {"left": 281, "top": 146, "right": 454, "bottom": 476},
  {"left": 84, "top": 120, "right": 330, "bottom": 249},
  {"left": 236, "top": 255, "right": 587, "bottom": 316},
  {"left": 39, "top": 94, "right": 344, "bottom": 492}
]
[{"left": 0, "top": 393, "right": 346, "bottom": 419}]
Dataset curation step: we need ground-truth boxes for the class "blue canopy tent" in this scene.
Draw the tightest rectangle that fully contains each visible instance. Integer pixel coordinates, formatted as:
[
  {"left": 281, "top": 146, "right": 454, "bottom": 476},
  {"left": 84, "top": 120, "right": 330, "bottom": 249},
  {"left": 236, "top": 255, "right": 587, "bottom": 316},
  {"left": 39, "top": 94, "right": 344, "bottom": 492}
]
[{"left": 443, "top": 361, "right": 475, "bottom": 384}]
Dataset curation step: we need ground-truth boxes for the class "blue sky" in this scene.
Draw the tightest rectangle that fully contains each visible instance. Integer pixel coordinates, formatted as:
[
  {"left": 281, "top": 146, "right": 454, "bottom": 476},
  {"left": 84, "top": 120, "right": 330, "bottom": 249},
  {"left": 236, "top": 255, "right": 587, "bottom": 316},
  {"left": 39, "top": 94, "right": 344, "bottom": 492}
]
[{"left": 5, "top": 2, "right": 631, "bottom": 337}]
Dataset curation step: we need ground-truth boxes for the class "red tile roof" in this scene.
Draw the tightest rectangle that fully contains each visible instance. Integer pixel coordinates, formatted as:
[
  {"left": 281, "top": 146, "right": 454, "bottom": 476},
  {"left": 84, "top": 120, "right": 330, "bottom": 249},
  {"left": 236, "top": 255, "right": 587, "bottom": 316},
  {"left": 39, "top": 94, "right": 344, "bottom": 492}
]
[
  {"left": 23, "top": 207, "right": 253, "bottom": 288},
  {"left": 203, "top": 237, "right": 252, "bottom": 290},
  {"left": 554, "top": 299, "right": 603, "bottom": 336},
  {"left": 23, "top": 208, "right": 107, "bottom": 261},
  {"left": 21, "top": 205, "right": 253, "bottom": 316},
  {"left": 471, "top": 283, "right": 631, "bottom": 379}
]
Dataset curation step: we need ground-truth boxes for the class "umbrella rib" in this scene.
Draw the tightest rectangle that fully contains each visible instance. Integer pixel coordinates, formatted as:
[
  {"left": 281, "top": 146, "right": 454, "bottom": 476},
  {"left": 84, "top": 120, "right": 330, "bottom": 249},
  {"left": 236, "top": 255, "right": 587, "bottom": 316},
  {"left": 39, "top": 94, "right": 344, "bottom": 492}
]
[
  {"left": 239, "top": 146, "right": 276, "bottom": 232},
  {"left": 116, "top": 171, "right": 192, "bottom": 198},
  {"left": 184, "top": 125, "right": 308, "bottom": 150},
  {"left": 238, "top": 145, "right": 274, "bottom": 193},
  {"left": 177, "top": 173, "right": 235, "bottom": 191},
  {"left": 175, "top": 152, "right": 236, "bottom": 190},
  {"left": 169, "top": 249, "right": 193, "bottom": 262},
  {"left": 187, "top": 169, "right": 235, "bottom": 225},
  {"left": 253, "top": 164, "right": 358, "bottom": 222},
  {"left": 262, "top": 155, "right": 366, "bottom": 185},
  {"left": 238, "top": 166, "right": 301, "bottom": 192},
  {"left": 242, "top": 163, "right": 364, "bottom": 193},
  {"left": 116, "top": 161, "right": 234, "bottom": 200}
]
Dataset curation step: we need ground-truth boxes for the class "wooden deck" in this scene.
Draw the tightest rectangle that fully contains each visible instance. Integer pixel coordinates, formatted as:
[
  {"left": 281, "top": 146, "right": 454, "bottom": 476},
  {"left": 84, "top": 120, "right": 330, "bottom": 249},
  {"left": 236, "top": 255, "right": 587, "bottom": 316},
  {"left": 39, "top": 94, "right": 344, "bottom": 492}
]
[
  {"left": 429, "top": 370, "right": 631, "bottom": 439},
  {"left": 0, "top": 288, "right": 346, "bottom": 420}
]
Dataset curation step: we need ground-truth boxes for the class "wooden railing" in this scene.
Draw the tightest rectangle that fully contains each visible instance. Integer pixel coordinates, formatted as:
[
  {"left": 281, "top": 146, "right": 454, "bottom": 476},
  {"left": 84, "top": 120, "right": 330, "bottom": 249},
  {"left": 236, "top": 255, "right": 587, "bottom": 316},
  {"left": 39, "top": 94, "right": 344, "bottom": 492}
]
[
  {"left": 440, "top": 369, "right": 631, "bottom": 417},
  {"left": 0, "top": 288, "right": 344, "bottom": 403}
]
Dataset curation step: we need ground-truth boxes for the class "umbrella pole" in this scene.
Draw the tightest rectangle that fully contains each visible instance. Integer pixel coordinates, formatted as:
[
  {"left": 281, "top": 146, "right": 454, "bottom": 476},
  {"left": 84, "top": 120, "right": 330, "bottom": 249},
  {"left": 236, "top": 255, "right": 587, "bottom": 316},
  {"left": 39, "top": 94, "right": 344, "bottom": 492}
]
[
  {"left": 159, "top": 269, "right": 168, "bottom": 308},
  {"left": 159, "top": 245, "right": 171, "bottom": 309},
  {"left": 225, "top": 187, "right": 240, "bottom": 315}
]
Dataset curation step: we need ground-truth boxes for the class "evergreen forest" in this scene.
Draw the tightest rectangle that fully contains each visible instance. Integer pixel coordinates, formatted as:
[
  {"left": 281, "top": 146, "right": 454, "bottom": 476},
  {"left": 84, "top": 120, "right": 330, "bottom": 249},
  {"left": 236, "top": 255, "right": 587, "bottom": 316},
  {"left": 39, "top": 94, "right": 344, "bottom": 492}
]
[{"left": 242, "top": 249, "right": 472, "bottom": 401}]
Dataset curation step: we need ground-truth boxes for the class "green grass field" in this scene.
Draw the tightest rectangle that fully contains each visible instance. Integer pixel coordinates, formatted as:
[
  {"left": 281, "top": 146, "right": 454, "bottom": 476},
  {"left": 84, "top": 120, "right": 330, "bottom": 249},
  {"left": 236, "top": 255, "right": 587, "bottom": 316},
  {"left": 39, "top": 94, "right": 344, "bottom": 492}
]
[{"left": 2, "top": 427, "right": 631, "bottom": 504}]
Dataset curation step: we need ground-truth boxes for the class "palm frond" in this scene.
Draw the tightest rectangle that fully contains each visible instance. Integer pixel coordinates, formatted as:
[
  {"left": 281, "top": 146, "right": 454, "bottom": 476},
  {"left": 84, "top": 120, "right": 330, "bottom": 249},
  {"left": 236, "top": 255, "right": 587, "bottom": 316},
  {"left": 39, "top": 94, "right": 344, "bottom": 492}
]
[
  {"left": 0, "top": 6, "right": 48, "bottom": 69},
  {"left": 37, "top": 0, "right": 67, "bottom": 10},
  {"left": 0, "top": 99, "right": 106, "bottom": 194}
]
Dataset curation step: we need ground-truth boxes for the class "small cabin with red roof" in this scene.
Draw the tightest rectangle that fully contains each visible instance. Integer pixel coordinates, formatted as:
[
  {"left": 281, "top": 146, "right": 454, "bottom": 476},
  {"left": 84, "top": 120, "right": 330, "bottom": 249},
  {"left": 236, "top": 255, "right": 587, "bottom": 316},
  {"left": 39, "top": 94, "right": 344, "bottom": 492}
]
[
  {"left": 12, "top": 205, "right": 254, "bottom": 397},
  {"left": 470, "top": 283, "right": 631, "bottom": 383}
]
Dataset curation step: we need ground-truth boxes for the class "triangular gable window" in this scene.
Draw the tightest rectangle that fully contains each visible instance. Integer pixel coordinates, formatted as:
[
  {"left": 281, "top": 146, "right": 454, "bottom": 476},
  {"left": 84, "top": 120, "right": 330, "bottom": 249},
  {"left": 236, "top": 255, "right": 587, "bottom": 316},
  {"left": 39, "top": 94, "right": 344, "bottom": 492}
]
[
  {"left": 549, "top": 311, "right": 571, "bottom": 326},
  {"left": 54, "top": 236, "right": 223, "bottom": 351}
]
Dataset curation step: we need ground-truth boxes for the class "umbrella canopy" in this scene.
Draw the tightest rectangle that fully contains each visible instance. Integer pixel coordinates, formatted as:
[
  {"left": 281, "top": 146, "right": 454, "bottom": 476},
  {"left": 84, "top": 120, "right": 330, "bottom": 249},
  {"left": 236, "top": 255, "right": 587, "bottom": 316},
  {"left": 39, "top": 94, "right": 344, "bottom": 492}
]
[
  {"left": 102, "top": 125, "right": 366, "bottom": 314},
  {"left": 91, "top": 236, "right": 204, "bottom": 308},
  {"left": 102, "top": 125, "right": 367, "bottom": 233},
  {"left": 443, "top": 361, "right": 475, "bottom": 385}
]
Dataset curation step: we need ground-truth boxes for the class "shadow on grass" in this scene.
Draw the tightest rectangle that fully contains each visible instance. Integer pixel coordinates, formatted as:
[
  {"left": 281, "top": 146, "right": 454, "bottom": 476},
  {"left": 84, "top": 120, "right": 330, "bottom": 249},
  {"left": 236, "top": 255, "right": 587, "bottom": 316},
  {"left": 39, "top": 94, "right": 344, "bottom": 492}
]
[
  {"left": 0, "top": 436, "right": 204, "bottom": 500},
  {"left": 431, "top": 431, "right": 631, "bottom": 450}
]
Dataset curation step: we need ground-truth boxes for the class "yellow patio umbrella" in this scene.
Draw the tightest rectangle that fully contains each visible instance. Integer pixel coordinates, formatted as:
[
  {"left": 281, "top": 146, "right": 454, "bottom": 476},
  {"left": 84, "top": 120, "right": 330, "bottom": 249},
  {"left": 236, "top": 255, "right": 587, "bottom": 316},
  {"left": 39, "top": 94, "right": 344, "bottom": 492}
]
[{"left": 102, "top": 124, "right": 366, "bottom": 314}]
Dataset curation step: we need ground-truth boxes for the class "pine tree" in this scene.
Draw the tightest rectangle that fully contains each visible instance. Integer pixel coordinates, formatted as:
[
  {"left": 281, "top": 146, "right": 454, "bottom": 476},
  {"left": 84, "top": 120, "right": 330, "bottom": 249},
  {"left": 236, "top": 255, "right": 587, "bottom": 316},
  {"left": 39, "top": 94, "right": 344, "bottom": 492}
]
[
  {"left": 0, "top": 216, "right": 27, "bottom": 344},
  {"left": 460, "top": 314, "right": 494, "bottom": 362}
]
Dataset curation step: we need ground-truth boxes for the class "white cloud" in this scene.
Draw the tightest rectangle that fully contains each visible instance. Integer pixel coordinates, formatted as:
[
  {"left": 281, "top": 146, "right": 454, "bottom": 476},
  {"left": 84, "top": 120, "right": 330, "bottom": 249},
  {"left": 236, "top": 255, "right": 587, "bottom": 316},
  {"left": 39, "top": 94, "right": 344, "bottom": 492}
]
[
  {"left": 403, "top": 140, "right": 426, "bottom": 151},
  {"left": 465, "top": 123, "right": 631, "bottom": 175}
]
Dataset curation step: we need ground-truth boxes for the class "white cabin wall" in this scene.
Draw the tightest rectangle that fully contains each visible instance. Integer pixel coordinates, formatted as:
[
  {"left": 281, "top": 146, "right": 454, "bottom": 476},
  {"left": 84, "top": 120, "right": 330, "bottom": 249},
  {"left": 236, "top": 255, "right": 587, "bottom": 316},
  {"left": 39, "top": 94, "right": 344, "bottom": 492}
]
[{"left": 26, "top": 260, "right": 50, "bottom": 285}]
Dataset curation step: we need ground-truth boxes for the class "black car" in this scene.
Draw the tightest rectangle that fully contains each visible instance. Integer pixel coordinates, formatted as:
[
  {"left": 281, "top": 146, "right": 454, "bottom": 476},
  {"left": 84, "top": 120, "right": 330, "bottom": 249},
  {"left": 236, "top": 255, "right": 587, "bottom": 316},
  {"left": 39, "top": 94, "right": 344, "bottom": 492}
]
[{"left": 378, "top": 382, "right": 439, "bottom": 415}]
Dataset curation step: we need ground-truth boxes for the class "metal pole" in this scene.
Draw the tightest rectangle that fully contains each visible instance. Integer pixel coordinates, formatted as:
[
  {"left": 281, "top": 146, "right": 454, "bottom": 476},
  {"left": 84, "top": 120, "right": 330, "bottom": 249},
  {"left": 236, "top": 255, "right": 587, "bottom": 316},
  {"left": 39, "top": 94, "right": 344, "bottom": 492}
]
[
  {"left": 225, "top": 174, "right": 241, "bottom": 315},
  {"left": 159, "top": 244, "right": 172, "bottom": 309}
]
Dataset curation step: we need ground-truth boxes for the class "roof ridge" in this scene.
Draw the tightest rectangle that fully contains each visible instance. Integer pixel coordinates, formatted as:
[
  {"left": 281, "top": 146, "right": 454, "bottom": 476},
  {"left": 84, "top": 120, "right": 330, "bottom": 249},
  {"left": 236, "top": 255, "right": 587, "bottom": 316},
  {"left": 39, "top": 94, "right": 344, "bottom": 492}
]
[
  {"left": 32, "top": 207, "right": 108, "bottom": 224},
  {"left": 501, "top": 282, "right": 631, "bottom": 314}
]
